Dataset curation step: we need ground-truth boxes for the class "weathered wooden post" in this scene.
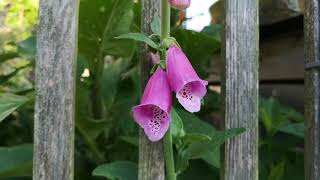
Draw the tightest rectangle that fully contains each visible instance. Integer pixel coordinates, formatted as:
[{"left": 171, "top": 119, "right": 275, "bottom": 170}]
[
  {"left": 33, "top": 0, "right": 78, "bottom": 179},
  {"left": 221, "top": 1, "right": 259, "bottom": 180},
  {"left": 138, "top": 0, "right": 165, "bottom": 180},
  {"left": 304, "top": 0, "right": 320, "bottom": 179}
]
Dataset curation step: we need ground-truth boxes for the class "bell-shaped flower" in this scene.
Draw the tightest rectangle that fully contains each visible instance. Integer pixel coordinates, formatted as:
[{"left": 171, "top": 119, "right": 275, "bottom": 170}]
[
  {"left": 169, "top": 0, "right": 191, "bottom": 10},
  {"left": 132, "top": 68, "right": 172, "bottom": 142},
  {"left": 166, "top": 45, "right": 208, "bottom": 113}
]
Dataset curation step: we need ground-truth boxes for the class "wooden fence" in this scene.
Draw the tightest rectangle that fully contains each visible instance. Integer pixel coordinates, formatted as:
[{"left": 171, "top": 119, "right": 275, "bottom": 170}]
[{"left": 33, "top": 0, "right": 319, "bottom": 180}]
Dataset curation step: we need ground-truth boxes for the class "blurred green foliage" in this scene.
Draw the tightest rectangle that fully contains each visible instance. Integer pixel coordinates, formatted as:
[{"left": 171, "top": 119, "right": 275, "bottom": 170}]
[{"left": 0, "top": 0, "right": 305, "bottom": 180}]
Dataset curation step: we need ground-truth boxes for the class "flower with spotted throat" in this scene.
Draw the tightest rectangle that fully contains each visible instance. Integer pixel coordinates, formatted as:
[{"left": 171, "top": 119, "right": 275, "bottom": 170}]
[
  {"left": 132, "top": 68, "right": 172, "bottom": 142},
  {"left": 166, "top": 45, "right": 208, "bottom": 113}
]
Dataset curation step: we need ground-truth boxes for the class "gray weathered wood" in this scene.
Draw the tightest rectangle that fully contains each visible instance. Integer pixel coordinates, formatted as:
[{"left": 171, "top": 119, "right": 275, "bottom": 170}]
[
  {"left": 33, "top": 0, "right": 78, "bottom": 179},
  {"left": 221, "top": 1, "right": 259, "bottom": 180},
  {"left": 138, "top": 1, "right": 165, "bottom": 180},
  {"left": 304, "top": 0, "right": 320, "bottom": 179}
]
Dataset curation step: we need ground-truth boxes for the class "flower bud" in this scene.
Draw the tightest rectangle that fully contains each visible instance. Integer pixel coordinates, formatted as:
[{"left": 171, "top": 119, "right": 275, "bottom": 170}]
[{"left": 169, "top": 0, "right": 191, "bottom": 10}]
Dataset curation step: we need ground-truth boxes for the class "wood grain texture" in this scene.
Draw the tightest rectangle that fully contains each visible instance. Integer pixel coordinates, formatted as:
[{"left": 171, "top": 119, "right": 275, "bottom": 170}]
[
  {"left": 33, "top": 0, "right": 78, "bottom": 179},
  {"left": 304, "top": 0, "right": 320, "bottom": 179},
  {"left": 221, "top": 1, "right": 259, "bottom": 180},
  {"left": 138, "top": 1, "right": 165, "bottom": 180}
]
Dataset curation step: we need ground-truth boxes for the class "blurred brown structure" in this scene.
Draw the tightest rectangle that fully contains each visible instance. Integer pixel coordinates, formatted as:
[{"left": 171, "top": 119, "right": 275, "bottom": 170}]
[{"left": 208, "top": 0, "right": 305, "bottom": 111}]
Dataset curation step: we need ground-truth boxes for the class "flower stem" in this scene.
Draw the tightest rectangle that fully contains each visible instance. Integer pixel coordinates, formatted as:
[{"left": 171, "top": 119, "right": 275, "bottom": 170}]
[
  {"left": 164, "top": 128, "right": 176, "bottom": 180},
  {"left": 161, "top": 0, "right": 170, "bottom": 40},
  {"left": 161, "top": 1, "right": 176, "bottom": 180}
]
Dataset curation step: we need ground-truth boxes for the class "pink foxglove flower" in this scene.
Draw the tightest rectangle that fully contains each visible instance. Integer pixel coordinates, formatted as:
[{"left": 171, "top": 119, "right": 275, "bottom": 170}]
[
  {"left": 169, "top": 0, "right": 191, "bottom": 10},
  {"left": 132, "top": 68, "right": 172, "bottom": 141},
  {"left": 166, "top": 45, "right": 208, "bottom": 113}
]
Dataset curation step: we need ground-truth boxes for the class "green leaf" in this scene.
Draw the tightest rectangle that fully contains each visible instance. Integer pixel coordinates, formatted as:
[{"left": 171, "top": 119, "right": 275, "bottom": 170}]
[
  {"left": 172, "top": 29, "right": 220, "bottom": 78},
  {"left": 92, "top": 161, "right": 138, "bottom": 180},
  {"left": 182, "top": 134, "right": 212, "bottom": 146},
  {"left": 151, "top": 16, "right": 160, "bottom": 36},
  {"left": 0, "top": 144, "right": 33, "bottom": 177},
  {"left": 0, "top": 65, "right": 29, "bottom": 85},
  {"left": 0, "top": 93, "right": 28, "bottom": 122},
  {"left": 201, "top": 24, "right": 222, "bottom": 42},
  {"left": 171, "top": 108, "right": 185, "bottom": 139},
  {"left": 268, "top": 160, "right": 286, "bottom": 180},
  {"left": 75, "top": 64, "right": 106, "bottom": 161},
  {"left": 116, "top": 33, "right": 159, "bottom": 50},
  {"left": 119, "top": 136, "right": 138, "bottom": 146},
  {"left": 0, "top": 52, "right": 19, "bottom": 63},
  {"left": 259, "top": 97, "right": 304, "bottom": 137},
  {"left": 102, "top": 58, "right": 131, "bottom": 106},
  {"left": 17, "top": 36, "right": 36, "bottom": 60},
  {"left": 79, "top": 0, "right": 135, "bottom": 58},
  {"left": 176, "top": 109, "right": 244, "bottom": 168},
  {"left": 279, "top": 122, "right": 304, "bottom": 138}
]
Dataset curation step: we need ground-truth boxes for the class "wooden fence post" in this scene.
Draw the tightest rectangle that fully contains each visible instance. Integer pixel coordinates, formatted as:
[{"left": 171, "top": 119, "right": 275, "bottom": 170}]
[
  {"left": 304, "top": 0, "right": 320, "bottom": 179},
  {"left": 33, "top": 0, "right": 78, "bottom": 179},
  {"left": 138, "top": 1, "right": 165, "bottom": 180},
  {"left": 221, "top": 1, "right": 259, "bottom": 180}
]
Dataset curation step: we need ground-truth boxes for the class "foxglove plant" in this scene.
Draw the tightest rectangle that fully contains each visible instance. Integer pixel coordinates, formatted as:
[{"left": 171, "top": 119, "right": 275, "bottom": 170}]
[
  {"left": 167, "top": 45, "right": 208, "bottom": 113},
  {"left": 132, "top": 68, "right": 172, "bottom": 142},
  {"left": 169, "top": 0, "right": 191, "bottom": 10}
]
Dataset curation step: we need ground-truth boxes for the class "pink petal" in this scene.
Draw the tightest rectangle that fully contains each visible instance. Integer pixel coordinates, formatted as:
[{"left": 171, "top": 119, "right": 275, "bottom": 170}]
[
  {"left": 132, "top": 69, "right": 172, "bottom": 141},
  {"left": 166, "top": 46, "right": 207, "bottom": 112},
  {"left": 169, "top": 0, "right": 191, "bottom": 10}
]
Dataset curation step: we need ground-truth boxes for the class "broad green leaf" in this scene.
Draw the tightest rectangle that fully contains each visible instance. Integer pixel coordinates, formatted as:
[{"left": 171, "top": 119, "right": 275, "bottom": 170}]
[
  {"left": 0, "top": 52, "right": 19, "bottom": 63},
  {"left": 172, "top": 29, "right": 220, "bottom": 78},
  {"left": 151, "top": 16, "right": 160, "bottom": 35},
  {"left": 79, "top": 0, "right": 135, "bottom": 59},
  {"left": 0, "top": 93, "right": 28, "bottom": 122},
  {"left": 0, "top": 144, "right": 33, "bottom": 177},
  {"left": 268, "top": 160, "right": 286, "bottom": 180},
  {"left": 176, "top": 109, "right": 244, "bottom": 168},
  {"left": 181, "top": 134, "right": 212, "bottom": 147},
  {"left": 177, "top": 160, "right": 219, "bottom": 180},
  {"left": 171, "top": 108, "right": 185, "bottom": 139},
  {"left": 116, "top": 33, "right": 158, "bottom": 50},
  {"left": 102, "top": 58, "right": 131, "bottom": 106},
  {"left": 17, "top": 36, "right": 36, "bottom": 60},
  {"left": 279, "top": 122, "right": 304, "bottom": 138},
  {"left": 119, "top": 136, "right": 138, "bottom": 146},
  {"left": 0, "top": 65, "right": 29, "bottom": 84},
  {"left": 201, "top": 24, "right": 222, "bottom": 42},
  {"left": 92, "top": 161, "right": 138, "bottom": 180},
  {"left": 259, "top": 97, "right": 304, "bottom": 137}
]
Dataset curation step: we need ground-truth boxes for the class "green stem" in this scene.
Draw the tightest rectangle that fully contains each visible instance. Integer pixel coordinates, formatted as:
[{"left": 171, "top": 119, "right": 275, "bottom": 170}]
[
  {"left": 161, "top": 0, "right": 170, "bottom": 40},
  {"left": 161, "top": 1, "right": 176, "bottom": 180},
  {"left": 164, "top": 129, "right": 176, "bottom": 180},
  {"left": 76, "top": 123, "right": 105, "bottom": 162},
  {"left": 91, "top": 59, "right": 104, "bottom": 120},
  {"left": 91, "top": 51, "right": 105, "bottom": 120}
]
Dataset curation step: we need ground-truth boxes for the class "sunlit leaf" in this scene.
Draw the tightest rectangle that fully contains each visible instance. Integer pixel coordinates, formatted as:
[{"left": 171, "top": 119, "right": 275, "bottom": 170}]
[{"left": 0, "top": 93, "right": 28, "bottom": 122}]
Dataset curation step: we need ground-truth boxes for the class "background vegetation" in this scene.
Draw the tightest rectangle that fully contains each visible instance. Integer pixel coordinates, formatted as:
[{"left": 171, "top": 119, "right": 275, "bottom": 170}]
[{"left": 0, "top": 0, "right": 304, "bottom": 179}]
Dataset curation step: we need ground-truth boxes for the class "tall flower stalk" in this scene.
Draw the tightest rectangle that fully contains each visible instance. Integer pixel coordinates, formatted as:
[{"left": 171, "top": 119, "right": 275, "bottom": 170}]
[{"left": 161, "top": 0, "right": 176, "bottom": 180}]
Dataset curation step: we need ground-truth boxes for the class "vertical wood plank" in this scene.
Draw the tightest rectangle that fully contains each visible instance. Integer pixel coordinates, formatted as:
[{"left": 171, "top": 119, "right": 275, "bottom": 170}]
[
  {"left": 304, "top": 0, "right": 320, "bottom": 179},
  {"left": 221, "top": 1, "right": 259, "bottom": 180},
  {"left": 138, "top": 1, "right": 165, "bottom": 180},
  {"left": 33, "top": 0, "right": 78, "bottom": 179}
]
